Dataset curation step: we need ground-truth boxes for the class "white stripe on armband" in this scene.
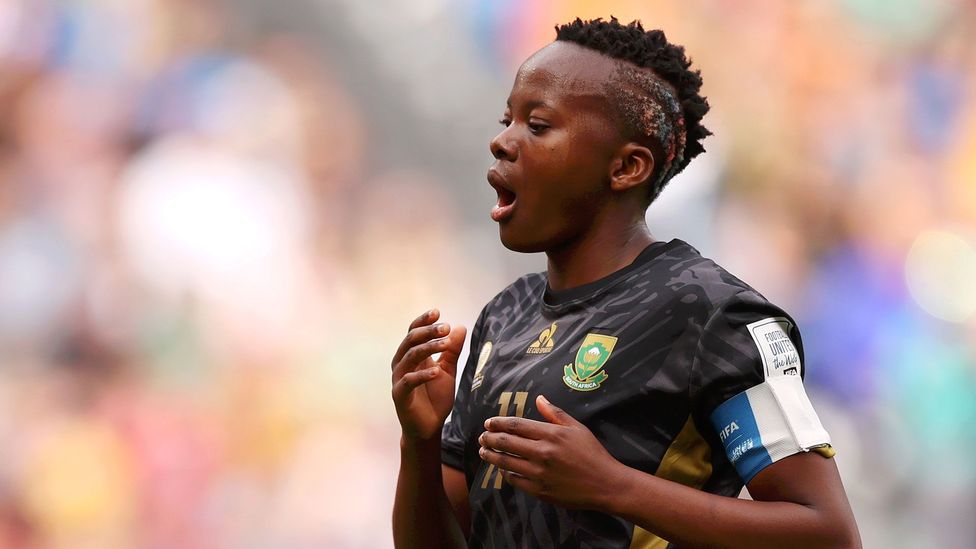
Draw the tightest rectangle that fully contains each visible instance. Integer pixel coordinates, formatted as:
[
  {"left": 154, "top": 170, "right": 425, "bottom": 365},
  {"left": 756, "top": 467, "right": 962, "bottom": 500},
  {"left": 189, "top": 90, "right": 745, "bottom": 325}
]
[{"left": 709, "top": 375, "right": 831, "bottom": 484}]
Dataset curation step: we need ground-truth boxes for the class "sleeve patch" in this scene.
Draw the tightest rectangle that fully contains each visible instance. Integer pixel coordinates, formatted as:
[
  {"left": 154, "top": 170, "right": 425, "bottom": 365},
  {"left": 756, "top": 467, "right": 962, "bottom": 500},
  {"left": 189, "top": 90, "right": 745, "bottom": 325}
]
[
  {"left": 745, "top": 317, "right": 801, "bottom": 378},
  {"left": 709, "top": 375, "right": 831, "bottom": 483}
]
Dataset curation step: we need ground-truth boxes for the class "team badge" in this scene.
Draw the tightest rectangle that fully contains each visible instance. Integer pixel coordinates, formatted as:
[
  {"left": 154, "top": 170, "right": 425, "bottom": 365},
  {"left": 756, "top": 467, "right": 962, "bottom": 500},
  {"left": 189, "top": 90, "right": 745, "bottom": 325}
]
[
  {"left": 562, "top": 333, "right": 618, "bottom": 391},
  {"left": 471, "top": 341, "right": 492, "bottom": 390},
  {"left": 526, "top": 323, "right": 558, "bottom": 354}
]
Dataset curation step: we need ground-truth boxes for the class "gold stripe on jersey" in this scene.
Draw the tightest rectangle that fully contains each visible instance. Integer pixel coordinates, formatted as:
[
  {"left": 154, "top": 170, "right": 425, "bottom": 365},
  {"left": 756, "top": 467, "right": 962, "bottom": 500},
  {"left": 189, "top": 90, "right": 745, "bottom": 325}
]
[{"left": 630, "top": 416, "right": 713, "bottom": 549}]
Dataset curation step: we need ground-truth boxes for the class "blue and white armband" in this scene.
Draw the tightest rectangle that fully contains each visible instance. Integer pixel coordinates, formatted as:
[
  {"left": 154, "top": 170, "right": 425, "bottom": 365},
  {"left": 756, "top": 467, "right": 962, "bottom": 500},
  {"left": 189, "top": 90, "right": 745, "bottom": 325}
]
[{"left": 708, "top": 318, "right": 832, "bottom": 484}]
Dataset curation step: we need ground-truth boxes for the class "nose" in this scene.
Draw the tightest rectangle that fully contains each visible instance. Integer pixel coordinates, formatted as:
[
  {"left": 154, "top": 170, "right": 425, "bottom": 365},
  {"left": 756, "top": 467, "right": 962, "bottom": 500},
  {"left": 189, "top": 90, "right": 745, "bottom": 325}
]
[{"left": 489, "top": 126, "right": 517, "bottom": 161}]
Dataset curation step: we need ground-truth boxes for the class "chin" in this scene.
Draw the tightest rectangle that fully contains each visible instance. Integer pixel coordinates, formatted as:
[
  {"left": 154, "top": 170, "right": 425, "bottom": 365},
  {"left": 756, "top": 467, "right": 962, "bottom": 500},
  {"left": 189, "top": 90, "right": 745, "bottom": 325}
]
[{"left": 498, "top": 225, "right": 552, "bottom": 254}]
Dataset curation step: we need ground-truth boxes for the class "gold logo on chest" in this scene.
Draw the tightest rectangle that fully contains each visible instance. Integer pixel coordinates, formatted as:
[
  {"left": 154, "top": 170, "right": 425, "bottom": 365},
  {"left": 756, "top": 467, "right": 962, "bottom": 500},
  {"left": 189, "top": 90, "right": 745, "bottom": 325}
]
[{"left": 526, "top": 323, "right": 558, "bottom": 354}]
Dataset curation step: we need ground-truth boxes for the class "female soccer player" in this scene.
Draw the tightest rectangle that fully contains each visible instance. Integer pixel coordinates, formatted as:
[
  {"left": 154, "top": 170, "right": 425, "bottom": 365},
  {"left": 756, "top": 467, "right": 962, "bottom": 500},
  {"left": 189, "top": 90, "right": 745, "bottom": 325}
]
[{"left": 391, "top": 18, "right": 860, "bottom": 548}]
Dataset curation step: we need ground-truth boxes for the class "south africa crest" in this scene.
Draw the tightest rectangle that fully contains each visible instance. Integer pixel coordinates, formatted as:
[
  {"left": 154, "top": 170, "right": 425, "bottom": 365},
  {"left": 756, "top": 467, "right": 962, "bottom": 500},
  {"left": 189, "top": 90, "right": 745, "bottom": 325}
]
[{"left": 563, "top": 333, "right": 618, "bottom": 391}]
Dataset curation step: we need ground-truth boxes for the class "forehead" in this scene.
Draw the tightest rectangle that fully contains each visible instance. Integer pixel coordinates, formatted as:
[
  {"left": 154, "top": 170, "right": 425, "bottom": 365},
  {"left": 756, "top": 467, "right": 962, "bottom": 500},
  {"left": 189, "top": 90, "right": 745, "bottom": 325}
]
[{"left": 508, "top": 42, "right": 618, "bottom": 108}]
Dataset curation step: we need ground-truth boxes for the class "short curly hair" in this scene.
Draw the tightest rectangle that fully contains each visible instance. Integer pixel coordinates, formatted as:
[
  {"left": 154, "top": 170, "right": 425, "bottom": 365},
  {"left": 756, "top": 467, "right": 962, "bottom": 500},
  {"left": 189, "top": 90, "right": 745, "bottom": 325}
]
[{"left": 555, "top": 17, "right": 711, "bottom": 203}]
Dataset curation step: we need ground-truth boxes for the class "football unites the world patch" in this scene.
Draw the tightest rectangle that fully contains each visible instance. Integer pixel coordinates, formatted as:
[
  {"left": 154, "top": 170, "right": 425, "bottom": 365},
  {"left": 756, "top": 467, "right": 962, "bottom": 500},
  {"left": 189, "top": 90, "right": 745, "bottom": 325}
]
[
  {"left": 745, "top": 317, "right": 801, "bottom": 377},
  {"left": 563, "top": 333, "right": 618, "bottom": 391}
]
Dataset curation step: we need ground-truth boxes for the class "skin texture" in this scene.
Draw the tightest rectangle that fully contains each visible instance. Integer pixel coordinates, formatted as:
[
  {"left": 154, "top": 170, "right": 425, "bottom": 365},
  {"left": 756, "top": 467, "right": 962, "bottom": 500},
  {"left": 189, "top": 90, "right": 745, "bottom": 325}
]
[
  {"left": 392, "top": 309, "right": 468, "bottom": 548},
  {"left": 391, "top": 41, "right": 861, "bottom": 548},
  {"left": 487, "top": 42, "right": 657, "bottom": 290}
]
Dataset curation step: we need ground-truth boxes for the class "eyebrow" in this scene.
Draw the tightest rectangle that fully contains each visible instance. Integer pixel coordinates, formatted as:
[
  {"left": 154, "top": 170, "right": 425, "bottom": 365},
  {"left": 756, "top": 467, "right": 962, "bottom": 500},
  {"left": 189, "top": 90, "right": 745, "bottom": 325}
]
[{"left": 506, "top": 98, "right": 554, "bottom": 111}]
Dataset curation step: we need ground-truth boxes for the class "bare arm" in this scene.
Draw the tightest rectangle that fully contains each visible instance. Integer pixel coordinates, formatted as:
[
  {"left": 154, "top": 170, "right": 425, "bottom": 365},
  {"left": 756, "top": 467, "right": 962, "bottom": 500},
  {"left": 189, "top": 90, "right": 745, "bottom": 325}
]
[
  {"left": 605, "top": 451, "right": 860, "bottom": 548},
  {"left": 390, "top": 309, "right": 468, "bottom": 549},
  {"left": 393, "top": 437, "right": 466, "bottom": 548},
  {"left": 479, "top": 395, "right": 860, "bottom": 548},
  {"left": 443, "top": 464, "right": 471, "bottom": 537}
]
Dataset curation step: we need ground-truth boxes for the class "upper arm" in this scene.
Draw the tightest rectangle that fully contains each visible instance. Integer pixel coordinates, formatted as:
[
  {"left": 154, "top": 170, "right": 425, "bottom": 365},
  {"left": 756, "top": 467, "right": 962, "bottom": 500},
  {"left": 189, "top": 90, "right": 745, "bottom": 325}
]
[
  {"left": 443, "top": 464, "right": 470, "bottom": 538},
  {"left": 694, "top": 294, "right": 831, "bottom": 483},
  {"left": 692, "top": 294, "right": 860, "bottom": 545},
  {"left": 747, "top": 452, "right": 861, "bottom": 547}
]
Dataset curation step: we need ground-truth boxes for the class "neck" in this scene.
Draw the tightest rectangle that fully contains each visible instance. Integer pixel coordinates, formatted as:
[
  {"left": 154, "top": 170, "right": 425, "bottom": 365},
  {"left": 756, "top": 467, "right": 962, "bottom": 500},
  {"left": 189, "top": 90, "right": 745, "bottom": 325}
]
[{"left": 545, "top": 218, "right": 656, "bottom": 292}]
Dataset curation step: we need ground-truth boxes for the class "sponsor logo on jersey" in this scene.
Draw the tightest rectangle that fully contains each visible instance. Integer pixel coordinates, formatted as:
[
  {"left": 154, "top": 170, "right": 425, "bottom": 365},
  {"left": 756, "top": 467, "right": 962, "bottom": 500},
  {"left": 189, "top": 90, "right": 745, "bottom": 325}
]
[
  {"left": 526, "top": 323, "right": 558, "bottom": 354},
  {"left": 562, "top": 333, "right": 618, "bottom": 391},
  {"left": 471, "top": 341, "right": 492, "bottom": 391},
  {"left": 745, "top": 317, "right": 801, "bottom": 378}
]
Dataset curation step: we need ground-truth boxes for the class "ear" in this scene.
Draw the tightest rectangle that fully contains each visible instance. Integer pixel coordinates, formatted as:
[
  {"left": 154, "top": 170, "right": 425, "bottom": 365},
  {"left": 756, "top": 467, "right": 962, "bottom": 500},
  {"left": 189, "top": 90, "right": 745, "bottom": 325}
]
[{"left": 609, "top": 143, "right": 655, "bottom": 193}]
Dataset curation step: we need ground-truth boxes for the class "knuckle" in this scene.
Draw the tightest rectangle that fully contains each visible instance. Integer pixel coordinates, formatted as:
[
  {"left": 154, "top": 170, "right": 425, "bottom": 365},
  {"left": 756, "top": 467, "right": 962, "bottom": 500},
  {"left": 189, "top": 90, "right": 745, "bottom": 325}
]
[
  {"left": 538, "top": 445, "right": 554, "bottom": 465},
  {"left": 403, "top": 347, "right": 416, "bottom": 363},
  {"left": 508, "top": 416, "right": 522, "bottom": 432}
]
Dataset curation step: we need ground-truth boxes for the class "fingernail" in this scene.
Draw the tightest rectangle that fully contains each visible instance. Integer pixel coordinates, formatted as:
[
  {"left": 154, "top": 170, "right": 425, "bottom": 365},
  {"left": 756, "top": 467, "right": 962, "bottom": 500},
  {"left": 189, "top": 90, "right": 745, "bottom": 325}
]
[
  {"left": 484, "top": 418, "right": 491, "bottom": 430},
  {"left": 539, "top": 395, "right": 550, "bottom": 405},
  {"left": 479, "top": 447, "right": 486, "bottom": 458},
  {"left": 437, "top": 323, "right": 449, "bottom": 334}
]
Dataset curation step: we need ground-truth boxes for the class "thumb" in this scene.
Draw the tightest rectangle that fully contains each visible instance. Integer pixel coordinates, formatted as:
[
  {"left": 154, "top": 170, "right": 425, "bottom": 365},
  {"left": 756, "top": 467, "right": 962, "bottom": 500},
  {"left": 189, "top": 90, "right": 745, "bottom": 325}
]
[
  {"left": 436, "top": 325, "right": 467, "bottom": 376},
  {"left": 536, "top": 395, "right": 578, "bottom": 426}
]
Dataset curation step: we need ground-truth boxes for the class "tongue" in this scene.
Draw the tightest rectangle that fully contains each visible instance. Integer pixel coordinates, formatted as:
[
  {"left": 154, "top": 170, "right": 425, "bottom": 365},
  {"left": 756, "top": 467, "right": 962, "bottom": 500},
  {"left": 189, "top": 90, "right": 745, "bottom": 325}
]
[{"left": 490, "top": 200, "right": 514, "bottom": 222}]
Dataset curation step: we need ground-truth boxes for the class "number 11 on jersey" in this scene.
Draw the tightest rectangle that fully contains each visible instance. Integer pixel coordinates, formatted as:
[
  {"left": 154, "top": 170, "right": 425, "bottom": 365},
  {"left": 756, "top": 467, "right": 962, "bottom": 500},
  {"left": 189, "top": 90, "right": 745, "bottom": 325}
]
[{"left": 480, "top": 391, "right": 528, "bottom": 490}]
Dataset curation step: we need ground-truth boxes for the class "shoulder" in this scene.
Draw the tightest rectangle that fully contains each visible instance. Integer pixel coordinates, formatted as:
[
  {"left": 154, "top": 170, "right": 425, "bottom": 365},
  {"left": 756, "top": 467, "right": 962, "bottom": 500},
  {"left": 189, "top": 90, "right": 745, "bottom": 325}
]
[
  {"left": 652, "top": 242, "right": 797, "bottom": 347},
  {"left": 660, "top": 240, "right": 768, "bottom": 310}
]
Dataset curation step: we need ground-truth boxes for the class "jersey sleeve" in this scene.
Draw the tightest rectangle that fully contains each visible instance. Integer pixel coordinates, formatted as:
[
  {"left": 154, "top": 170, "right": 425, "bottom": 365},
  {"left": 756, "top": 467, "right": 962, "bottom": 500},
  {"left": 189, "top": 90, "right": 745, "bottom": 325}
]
[
  {"left": 691, "top": 292, "right": 832, "bottom": 484},
  {"left": 441, "top": 305, "right": 490, "bottom": 471}
]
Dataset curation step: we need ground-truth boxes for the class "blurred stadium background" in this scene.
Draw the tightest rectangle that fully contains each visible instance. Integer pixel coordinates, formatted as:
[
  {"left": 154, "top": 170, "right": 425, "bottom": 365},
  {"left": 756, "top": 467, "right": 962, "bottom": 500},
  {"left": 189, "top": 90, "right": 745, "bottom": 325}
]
[{"left": 0, "top": 0, "right": 974, "bottom": 547}]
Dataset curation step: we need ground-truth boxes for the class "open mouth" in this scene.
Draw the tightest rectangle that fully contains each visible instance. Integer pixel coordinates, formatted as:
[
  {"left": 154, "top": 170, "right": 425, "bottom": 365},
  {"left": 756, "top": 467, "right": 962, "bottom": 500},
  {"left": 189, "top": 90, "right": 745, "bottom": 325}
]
[
  {"left": 491, "top": 186, "right": 516, "bottom": 222},
  {"left": 487, "top": 169, "right": 517, "bottom": 222}
]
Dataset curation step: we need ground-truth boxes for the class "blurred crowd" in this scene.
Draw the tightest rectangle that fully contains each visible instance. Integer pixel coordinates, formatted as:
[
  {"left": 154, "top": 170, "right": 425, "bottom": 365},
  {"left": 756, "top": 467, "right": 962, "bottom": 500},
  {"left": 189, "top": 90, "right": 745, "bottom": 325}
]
[{"left": 0, "top": 0, "right": 974, "bottom": 547}]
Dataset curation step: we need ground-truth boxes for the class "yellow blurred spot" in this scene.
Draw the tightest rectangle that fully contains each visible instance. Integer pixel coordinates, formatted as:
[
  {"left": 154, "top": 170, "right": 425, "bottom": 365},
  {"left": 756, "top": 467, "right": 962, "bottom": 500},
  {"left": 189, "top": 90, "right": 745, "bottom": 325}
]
[{"left": 905, "top": 230, "right": 976, "bottom": 322}]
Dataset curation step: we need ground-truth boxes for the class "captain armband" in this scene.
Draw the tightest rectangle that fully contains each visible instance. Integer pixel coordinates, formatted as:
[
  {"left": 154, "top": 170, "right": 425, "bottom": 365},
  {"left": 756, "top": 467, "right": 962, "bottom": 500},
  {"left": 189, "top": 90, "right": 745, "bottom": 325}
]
[{"left": 708, "top": 375, "right": 832, "bottom": 484}]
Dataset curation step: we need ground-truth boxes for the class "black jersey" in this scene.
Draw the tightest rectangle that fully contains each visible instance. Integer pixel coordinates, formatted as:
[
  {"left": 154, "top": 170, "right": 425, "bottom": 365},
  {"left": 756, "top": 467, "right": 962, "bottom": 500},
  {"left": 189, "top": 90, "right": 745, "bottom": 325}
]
[{"left": 442, "top": 239, "right": 831, "bottom": 548}]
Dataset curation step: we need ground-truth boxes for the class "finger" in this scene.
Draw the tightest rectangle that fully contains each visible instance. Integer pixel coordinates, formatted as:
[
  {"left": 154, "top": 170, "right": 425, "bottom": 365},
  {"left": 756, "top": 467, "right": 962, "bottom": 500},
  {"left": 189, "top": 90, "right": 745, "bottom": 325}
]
[
  {"left": 393, "top": 337, "right": 450, "bottom": 373},
  {"left": 503, "top": 471, "right": 544, "bottom": 496},
  {"left": 391, "top": 366, "right": 441, "bottom": 402},
  {"left": 536, "top": 395, "right": 580, "bottom": 427},
  {"left": 478, "top": 447, "right": 541, "bottom": 479},
  {"left": 484, "top": 415, "right": 556, "bottom": 440},
  {"left": 392, "top": 322, "right": 450, "bottom": 367},
  {"left": 479, "top": 430, "right": 542, "bottom": 459},
  {"left": 435, "top": 325, "right": 467, "bottom": 377},
  {"left": 393, "top": 336, "right": 453, "bottom": 379},
  {"left": 408, "top": 308, "right": 439, "bottom": 331}
]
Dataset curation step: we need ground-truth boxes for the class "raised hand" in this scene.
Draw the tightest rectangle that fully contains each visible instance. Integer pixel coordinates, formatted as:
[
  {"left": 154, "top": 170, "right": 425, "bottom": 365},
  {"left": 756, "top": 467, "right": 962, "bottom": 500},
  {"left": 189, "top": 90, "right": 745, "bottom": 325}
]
[
  {"left": 391, "top": 309, "right": 467, "bottom": 442},
  {"left": 477, "top": 394, "right": 626, "bottom": 511}
]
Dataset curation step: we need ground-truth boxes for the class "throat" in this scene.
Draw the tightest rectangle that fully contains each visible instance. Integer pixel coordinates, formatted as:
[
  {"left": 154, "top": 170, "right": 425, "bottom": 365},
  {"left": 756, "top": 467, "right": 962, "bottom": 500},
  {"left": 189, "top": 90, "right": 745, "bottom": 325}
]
[{"left": 545, "top": 227, "right": 656, "bottom": 292}]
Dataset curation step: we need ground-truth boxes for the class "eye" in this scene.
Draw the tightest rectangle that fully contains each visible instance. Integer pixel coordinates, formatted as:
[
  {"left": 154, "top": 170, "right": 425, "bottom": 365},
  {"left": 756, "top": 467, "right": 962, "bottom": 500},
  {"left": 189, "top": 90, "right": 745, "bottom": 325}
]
[
  {"left": 498, "top": 117, "right": 511, "bottom": 127},
  {"left": 528, "top": 122, "right": 549, "bottom": 135}
]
